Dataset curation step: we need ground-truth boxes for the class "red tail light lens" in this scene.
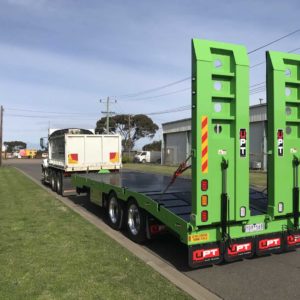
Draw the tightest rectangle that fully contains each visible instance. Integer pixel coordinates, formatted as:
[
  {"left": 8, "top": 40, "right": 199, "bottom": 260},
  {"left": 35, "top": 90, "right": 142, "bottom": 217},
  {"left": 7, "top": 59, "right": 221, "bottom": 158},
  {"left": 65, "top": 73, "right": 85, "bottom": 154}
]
[
  {"left": 240, "top": 129, "right": 246, "bottom": 139},
  {"left": 201, "top": 180, "right": 208, "bottom": 191},
  {"left": 201, "top": 210, "right": 208, "bottom": 222}
]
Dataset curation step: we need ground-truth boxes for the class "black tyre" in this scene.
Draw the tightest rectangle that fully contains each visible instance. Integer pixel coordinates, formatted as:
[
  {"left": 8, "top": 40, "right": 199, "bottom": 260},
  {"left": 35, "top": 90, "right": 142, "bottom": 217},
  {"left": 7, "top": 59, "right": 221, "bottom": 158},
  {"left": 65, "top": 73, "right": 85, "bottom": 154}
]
[
  {"left": 56, "top": 171, "right": 63, "bottom": 195},
  {"left": 50, "top": 170, "right": 57, "bottom": 192},
  {"left": 107, "top": 193, "right": 125, "bottom": 230},
  {"left": 126, "top": 199, "right": 147, "bottom": 243},
  {"left": 142, "top": 159, "right": 146, "bottom": 164},
  {"left": 42, "top": 167, "right": 46, "bottom": 184}
]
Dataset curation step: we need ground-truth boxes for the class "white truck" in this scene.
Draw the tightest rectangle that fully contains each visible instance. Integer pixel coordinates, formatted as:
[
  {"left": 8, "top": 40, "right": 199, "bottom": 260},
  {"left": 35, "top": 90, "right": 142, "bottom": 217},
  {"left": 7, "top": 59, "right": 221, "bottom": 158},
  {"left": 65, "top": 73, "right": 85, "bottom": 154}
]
[
  {"left": 134, "top": 151, "right": 161, "bottom": 163},
  {"left": 41, "top": 128, "right": 122, "bottom": 195}
]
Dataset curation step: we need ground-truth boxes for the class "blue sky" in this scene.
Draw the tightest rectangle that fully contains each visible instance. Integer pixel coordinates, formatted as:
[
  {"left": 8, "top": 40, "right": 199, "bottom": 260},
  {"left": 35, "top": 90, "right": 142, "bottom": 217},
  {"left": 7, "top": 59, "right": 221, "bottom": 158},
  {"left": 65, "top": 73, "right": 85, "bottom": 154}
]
[{"left": 1, "top": 0, "right": 299, "bottom": 149}]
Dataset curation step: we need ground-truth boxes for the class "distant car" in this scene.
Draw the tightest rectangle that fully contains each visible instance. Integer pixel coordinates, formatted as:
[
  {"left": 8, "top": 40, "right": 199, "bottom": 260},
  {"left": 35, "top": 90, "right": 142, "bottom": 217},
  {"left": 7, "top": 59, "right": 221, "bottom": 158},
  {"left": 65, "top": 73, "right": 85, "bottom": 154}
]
[{"left": 41, "top": 153, "right": 48, "bottom": 158}]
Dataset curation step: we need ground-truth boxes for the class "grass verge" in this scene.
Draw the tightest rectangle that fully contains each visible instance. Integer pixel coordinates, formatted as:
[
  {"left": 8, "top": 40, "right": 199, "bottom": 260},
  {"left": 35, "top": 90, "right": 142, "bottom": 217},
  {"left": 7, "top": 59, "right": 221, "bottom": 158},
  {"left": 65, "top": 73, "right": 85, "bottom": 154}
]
[
  {"left": 124, "top": 163, "right": 191, "bottom": 177},
  {"left": 0, "top": 167, "right": 191, "bottom": 299}
]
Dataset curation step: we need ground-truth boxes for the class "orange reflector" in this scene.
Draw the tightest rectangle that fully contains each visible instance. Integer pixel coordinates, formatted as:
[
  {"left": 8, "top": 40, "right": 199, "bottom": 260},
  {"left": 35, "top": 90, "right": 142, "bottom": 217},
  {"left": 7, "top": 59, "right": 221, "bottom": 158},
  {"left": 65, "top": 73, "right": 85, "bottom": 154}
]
[
  {"left": 201, "top": 195, "right": 208, "bottom": 206},
  {"left": 201, "top": 210, "right": 208, "bottom": 222},
  {"left": 201, "top": 179, "right": 208, "bottom": 191}
]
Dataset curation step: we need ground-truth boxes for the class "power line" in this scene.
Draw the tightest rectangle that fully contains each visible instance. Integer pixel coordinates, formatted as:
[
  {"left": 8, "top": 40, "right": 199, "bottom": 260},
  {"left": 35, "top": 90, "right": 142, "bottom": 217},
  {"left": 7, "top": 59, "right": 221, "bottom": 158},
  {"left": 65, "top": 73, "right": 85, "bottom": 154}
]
[
  {"left": 117, "top": 76, "right": 190, "bottom": 98},
  {"left": 5, "top": 113, "right": 97, "bottom": 120},
  {"left": 121, "top": 87, "right": 190, "bottom": 102},
  {"left": 146, "top": 105, "right": 191, "bottom": 116},
  {"left": 250, "top": 87, "right": 266, "bottom": 95},
  {"left": 250, "top": 46, "right": 300, "bottom": 69},
  {"left": 248, "top": 29, "right": 300, "bottom": 54},
  {"left": 6, "top": 107, "right": 98, "bottom": 116},
  {"left": 114, "top": 29, "right": 300, "bottom": 100}
]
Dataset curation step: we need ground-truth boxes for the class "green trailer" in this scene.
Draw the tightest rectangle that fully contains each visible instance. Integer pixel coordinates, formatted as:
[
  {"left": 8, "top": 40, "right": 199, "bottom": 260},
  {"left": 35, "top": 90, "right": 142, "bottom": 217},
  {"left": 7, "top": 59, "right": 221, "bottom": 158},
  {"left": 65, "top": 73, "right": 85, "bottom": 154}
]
[{"left": 72, "top": 39, "right": 300, "bottom": 268}]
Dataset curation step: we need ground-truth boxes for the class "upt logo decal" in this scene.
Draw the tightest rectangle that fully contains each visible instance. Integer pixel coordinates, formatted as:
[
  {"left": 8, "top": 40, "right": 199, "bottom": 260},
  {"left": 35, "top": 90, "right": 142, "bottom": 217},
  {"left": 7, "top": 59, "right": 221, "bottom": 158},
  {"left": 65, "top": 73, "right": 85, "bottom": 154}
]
[
  {"left": 192, "top": 248, "right": 220, "bottom": 262},
  {"left": 287, "top": 234, "right": 300, "bottom": 245},
  {"left": 227, "top": 242, "right": 252, "bottom": 255},
  {"left": 258, "top": 238, "right": 281, "bottom": 250},
  {"left": 277, "top": 129, "right": 284, "bottom": 156},
  {"left": 240, "top": 129, "right": 246, "bottom": 157}
]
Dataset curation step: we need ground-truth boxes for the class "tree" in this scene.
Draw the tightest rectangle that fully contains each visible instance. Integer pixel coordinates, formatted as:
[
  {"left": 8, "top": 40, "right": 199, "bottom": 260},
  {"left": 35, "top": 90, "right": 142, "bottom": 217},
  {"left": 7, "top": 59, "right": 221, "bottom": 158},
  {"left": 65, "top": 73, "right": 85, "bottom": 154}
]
[
  {"left": 95, "top": 114, "right": 159, "bottom": 151},
  {"left": 142, "top": 140, "right": 162, "bottom": 151},
  {"left": 4, "top": 141, "right": 27, "bottom": 153}
]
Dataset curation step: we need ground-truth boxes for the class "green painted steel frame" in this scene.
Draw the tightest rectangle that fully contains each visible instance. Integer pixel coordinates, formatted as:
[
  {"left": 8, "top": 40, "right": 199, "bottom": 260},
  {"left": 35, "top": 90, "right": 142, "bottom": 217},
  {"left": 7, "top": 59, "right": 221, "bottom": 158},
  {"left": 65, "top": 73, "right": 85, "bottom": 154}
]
[
  {"left": 72, "top": 173, "right": 297, "bottom": 246},
  {"left": 267, "top": 51, "right": 300, "bottom": 220},
  {"left": 191, "top": 39, "right": 250, "bottom": 227}
]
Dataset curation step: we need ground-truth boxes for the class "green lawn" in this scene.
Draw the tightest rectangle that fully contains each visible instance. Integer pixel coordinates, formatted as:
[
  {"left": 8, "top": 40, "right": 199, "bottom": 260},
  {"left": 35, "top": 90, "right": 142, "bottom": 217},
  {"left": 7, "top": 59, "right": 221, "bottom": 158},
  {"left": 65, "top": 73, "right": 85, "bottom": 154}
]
[
  {"left": 124, "top": 163, "right": 192, "bottom": 177},
  {"left": 124, "top": 163, "right": 267, "bottom": 188},
  {"left": 0, "top": 167, "right": 191, "bottom": 300}
]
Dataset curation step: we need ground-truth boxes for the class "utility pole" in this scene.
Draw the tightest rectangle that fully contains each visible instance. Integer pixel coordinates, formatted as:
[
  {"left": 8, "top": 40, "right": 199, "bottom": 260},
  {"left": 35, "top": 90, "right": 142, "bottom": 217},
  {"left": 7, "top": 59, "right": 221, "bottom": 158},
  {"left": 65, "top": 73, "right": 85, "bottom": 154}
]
[
  {"left": 100, "top": 97, "right": 116, "bottom": 134},
  {"left": 0, "top": 106, "right": 4, "bottom": 167},
  {"left": 128, "top": 114, "right": 131, "bottom": 157}
]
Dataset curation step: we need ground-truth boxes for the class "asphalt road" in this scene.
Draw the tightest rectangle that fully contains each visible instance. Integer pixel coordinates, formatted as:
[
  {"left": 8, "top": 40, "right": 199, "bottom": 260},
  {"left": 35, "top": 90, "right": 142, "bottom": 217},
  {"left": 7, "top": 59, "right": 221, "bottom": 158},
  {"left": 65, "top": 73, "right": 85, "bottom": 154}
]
[{"left": 6, "top": 159, "right": 300, "bottom": 300}]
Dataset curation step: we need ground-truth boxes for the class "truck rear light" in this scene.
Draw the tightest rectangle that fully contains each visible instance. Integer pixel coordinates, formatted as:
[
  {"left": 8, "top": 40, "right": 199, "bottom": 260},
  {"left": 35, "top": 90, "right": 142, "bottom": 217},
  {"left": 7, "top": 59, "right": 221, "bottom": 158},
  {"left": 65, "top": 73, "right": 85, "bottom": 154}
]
[
  {"left": 201, "top": 195, "right": 208, "bottom": 206},
  {"left": 201, "top": 210, "right": 208, "bottom": 222},
  {"left": 240, "top": 206, "right": 246, "bottom": 217},
  {"left": 278, "top": 202, "right": 284, "bottom": 213},
  {"left": 201, "top": 180, "right": 208, "bottom": 191}
]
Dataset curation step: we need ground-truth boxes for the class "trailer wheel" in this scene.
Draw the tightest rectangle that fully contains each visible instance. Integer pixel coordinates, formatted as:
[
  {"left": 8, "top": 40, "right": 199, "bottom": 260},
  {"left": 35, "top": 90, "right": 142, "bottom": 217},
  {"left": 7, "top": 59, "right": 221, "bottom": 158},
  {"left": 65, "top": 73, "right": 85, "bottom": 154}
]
[
  {"left": 56, "top": 171, "right": 63, "bottom": 195},
  {"left": 107, "top": 193, "right": 124, "bottom": 230},
  {"left": 50, "top": 170, "right": 57, "bottom": 192},
  {"left": 126, "top": 199, "right": 147, "bottom": 243}
]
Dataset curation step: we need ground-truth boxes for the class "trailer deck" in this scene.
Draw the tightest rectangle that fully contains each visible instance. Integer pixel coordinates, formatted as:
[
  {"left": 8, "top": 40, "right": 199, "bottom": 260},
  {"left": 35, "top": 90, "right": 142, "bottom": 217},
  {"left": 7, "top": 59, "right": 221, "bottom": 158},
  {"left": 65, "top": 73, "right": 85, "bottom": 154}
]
[{"left": 78, "top": 170, "right": 268, "bottom": 221}]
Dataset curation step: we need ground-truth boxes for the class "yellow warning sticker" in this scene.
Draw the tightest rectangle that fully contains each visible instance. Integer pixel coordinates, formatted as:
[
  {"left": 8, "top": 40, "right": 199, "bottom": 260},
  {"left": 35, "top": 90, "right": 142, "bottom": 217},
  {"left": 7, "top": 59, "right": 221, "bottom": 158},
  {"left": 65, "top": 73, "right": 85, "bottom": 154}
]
[{"left": 188, "top": 233, "right": 209, "bottom": 243}]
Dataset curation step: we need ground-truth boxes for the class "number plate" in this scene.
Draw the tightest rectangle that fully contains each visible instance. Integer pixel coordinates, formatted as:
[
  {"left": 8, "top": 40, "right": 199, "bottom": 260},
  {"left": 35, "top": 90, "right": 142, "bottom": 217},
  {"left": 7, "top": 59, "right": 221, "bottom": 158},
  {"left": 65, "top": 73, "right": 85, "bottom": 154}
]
[{"left": 244, "top": 223, "right": 265, "bottom": 233}]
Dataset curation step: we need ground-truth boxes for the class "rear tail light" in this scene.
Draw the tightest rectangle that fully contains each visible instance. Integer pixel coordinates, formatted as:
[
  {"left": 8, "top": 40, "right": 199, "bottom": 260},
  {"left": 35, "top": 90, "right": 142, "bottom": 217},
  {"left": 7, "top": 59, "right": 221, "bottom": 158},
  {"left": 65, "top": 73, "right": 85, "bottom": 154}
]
[
  {"left": 201, "top": 179, "right": 208, "bottom": 191},
  {"left": 201, "top": 195, "right": 208, "bottom": 206},
  {"left": 201, "top": 210, "right": 208, "bottom": 222},
  {"left": 150, "top": 224, "right": 159, "bottom": 234}
]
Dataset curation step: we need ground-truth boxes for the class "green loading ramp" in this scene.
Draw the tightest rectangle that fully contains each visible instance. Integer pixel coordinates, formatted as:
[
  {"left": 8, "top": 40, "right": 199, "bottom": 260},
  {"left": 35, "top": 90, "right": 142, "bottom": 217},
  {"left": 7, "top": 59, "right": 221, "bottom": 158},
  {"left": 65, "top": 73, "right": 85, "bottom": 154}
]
[
  {"left": 267, "top": 51, "right": 300, "bottom": 227},
  {"left": 191, "top": 39, "right": 250, "bottom": 227}
]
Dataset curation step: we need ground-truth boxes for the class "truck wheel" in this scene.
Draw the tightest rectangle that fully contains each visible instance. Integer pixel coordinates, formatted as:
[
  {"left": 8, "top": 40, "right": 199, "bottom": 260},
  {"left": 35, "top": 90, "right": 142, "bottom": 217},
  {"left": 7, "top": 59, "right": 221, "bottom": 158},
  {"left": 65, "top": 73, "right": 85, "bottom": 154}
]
[
  {"left": 56, "top": 171, "right": 63, "bottom": 195},
  {"left": 50, "top": 171, "right": 57, "bottom": 192},
  {"left": 107, "top": 193, "right": 124, "bottom": 230},
  {"left": 142, "top": 159, "right": 146, "bottom": 164},
  {"left": 127, "top": 199, "right": 147, "bottom": 243},
  {"left": 42, "top": 168, "right": 46, "bottom": 184}
]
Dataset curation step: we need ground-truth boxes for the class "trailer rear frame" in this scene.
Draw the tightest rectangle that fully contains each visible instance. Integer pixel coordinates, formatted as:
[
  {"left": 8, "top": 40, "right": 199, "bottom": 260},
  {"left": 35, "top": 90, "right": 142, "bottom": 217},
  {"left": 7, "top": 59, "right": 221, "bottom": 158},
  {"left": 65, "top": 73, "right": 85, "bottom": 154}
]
[{"left": 71, "top": 39, "right": 300, "bottom": 268}]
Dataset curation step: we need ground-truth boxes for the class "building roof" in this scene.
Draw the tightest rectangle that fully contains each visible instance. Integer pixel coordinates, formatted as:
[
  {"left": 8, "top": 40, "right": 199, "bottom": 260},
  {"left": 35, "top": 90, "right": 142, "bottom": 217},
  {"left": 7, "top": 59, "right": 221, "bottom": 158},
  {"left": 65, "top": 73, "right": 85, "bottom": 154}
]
[{"left": 162, "top": 103, "right": 267, "bottom": 129}]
